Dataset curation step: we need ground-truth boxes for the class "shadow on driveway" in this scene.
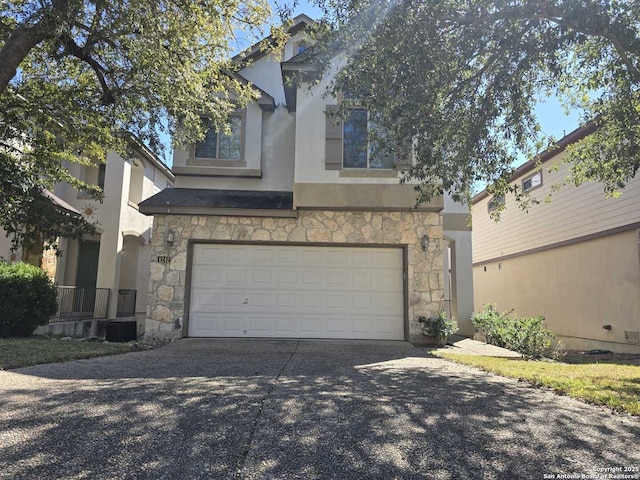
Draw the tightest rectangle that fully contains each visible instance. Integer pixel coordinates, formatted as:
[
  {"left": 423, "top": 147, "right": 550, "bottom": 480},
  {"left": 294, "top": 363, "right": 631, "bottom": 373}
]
[{"left": 1, "top": 339, "right": 638, "bottom": 480}]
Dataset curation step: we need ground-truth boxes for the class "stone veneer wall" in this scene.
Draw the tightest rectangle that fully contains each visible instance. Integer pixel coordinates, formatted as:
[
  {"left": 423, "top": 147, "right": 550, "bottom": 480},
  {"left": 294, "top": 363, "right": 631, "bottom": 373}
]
[{"left": 146, "top": 211, "right": 444, "bottom": 342}]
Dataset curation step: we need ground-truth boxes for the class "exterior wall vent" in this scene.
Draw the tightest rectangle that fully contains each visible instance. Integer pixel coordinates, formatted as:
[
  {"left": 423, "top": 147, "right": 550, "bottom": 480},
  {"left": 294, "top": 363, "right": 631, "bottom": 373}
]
[{"left": 624, "top": 330, "right": 639, "bottom": 344}]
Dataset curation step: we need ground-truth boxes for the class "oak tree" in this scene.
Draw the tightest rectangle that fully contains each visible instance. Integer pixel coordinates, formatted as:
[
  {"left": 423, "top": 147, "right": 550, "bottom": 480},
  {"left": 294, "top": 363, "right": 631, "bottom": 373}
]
[
  {"left": 312, "top": 0, "right": 640, "bottom": 207},
  {"left": 1, "top": 0, "right": 282, "bottom": 253}
]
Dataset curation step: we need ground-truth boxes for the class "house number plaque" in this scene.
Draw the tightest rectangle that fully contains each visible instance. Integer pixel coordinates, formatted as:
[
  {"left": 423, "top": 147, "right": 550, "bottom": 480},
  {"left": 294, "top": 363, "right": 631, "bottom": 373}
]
[{"left": 157, "top": 256, "right": 172, "bottom": 264}]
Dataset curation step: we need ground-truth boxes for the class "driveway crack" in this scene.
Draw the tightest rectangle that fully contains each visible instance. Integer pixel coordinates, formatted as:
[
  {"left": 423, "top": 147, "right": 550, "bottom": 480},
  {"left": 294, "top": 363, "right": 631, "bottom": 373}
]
[{"left": 238, "top": 339, "right": 300, "bottom": 472}]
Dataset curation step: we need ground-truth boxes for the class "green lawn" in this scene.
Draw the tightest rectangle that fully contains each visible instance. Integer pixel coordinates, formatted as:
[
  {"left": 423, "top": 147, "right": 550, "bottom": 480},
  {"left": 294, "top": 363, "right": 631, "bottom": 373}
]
[
  {"left": 0, "top": 337, "right": 139, "bottom": 369},
  {"left": 434, "top": 351, "right": 640, "bottom": 415}
]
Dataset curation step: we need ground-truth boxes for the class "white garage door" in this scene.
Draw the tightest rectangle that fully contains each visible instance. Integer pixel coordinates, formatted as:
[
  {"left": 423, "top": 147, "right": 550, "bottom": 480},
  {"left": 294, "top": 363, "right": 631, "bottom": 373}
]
[{"left": 188, "top": 244, "right": 405, "bottom": 340}]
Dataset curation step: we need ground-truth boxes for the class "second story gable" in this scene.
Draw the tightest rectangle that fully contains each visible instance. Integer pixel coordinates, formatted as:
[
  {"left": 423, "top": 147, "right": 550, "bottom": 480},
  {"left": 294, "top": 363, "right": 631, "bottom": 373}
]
[{"left": 169, "top": 15, "right": 443, "bottom": 213}]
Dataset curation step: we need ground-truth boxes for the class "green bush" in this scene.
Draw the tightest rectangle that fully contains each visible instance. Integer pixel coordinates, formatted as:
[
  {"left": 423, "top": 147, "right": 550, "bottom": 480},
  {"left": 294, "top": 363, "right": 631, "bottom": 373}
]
[
  {"left": 0, "top": 261, "right": 58, "bottom": 337},
  {"left": 470, "top": 304, "right": 513, "bottom": 347},
  {"left": 471, "top": 304, "right": 554, "bottom": 359},
  {"left": 417, "top": 311, "right": 458, "bottom": 346}
]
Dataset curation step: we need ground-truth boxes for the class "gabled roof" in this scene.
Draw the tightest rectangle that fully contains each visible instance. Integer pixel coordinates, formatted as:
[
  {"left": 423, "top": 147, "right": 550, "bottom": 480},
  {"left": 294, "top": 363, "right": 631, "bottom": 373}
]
[
  {"left": 279, "top": 29, "right": 330, "bottom": 111},
  {"left": 43, "top": 189, "right": 82, "bottom": 215},
  {"left": 471, "top": 121, "right": 599, "bottom": 204},
  {"left": 115, "top": 131, "right": 174, "bottom": 180},
  {"left": 232, "top": 14, "right": 315, "bottom": 66},
  {"left": 224, "top": 69, "right": 275, "bottom": 111}
]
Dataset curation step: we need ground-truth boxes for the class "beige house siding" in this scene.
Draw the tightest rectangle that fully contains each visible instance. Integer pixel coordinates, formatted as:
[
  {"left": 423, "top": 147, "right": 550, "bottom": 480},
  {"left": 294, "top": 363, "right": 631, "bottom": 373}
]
[
  {"left": 473, "top": 153, "right": 640, "bottom": 264},
  {"left": 473, "top": 229, "right": 640, "bottom": 353},
  {"left": 146, "top": 211, "right": 446, "bottom": 342}
]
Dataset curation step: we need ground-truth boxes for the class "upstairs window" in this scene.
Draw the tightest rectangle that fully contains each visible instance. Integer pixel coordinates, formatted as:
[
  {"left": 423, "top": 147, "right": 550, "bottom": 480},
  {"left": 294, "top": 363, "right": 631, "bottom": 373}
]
[
  {"left": 195, "top": 116, "right": 243, "bottom": 161},
  {"left": 97, "top": 164, "right": 106, "bottom": 191},
  {"left": 522, "top": 171, "right": 542, "bottom": 192},
  {"left": 343, "top": 108, "right": 394, "bottom": 169},
  {"left": 487, "top": 194, "right": 505, "bottom": 213},
  {"left": 295, "top": 41, "right": 309, "bottom": 54}
]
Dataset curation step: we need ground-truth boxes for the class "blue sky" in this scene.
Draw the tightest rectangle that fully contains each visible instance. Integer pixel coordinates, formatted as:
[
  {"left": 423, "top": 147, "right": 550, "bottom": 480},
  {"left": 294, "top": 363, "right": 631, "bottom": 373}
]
[{"left": 159, "top": 1, "right": 582, "bottom": 169}]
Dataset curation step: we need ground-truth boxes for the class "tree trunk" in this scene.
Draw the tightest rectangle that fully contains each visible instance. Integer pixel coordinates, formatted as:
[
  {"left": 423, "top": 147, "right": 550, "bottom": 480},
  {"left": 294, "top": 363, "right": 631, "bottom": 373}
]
[{"left": 0, "top": 22, "right": 51, "bottom": 94}]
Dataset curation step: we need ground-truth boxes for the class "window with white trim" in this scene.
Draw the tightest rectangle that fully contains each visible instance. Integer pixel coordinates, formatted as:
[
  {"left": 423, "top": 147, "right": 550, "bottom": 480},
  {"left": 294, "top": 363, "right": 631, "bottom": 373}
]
[{"left": 522, "top": 171, "right": 542, "bottom": 192}]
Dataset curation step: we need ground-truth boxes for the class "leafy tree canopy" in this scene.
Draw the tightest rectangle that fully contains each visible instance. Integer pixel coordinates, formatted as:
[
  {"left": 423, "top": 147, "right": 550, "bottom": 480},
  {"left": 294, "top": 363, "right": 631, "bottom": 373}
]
[
  {"left": 1, "top": 0, "right": 283, "bottom": 253},
  {"left": 311, "top": 0, "right": 640, "bottom": 208}
]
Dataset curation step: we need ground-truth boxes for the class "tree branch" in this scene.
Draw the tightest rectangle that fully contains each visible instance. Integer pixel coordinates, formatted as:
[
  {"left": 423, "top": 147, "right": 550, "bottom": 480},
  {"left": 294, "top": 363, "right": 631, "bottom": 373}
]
[
  {"left": 607, "top": 34, "right": 640, "bottom": 83},
  {"left": 64, "top": 37, "right": 116, "bottom": 105},
  {"left": 0, "top": 21, "right": 51, "bottom": 94}
]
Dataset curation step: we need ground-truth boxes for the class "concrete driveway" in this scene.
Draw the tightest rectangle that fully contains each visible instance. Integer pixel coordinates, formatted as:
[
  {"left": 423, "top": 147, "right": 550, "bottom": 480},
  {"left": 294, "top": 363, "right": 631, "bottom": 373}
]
[{"left": 1, "top": 339, "right": 638, "bottom": 480}]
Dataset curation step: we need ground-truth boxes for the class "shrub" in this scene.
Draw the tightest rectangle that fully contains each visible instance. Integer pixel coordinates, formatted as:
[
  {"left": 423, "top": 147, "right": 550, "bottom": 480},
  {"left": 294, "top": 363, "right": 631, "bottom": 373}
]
[
  {"left": 470, "top": 304, "right": 513, "bottom": 347},
  {"left": 471, "top": 304, "right": 554, "bottom": 359},
  {"left": 0, "top": 261, "right": 58, "bottom": 337},
  {"left": 417, "top": 311, "right": 458, "bottom": 346}
]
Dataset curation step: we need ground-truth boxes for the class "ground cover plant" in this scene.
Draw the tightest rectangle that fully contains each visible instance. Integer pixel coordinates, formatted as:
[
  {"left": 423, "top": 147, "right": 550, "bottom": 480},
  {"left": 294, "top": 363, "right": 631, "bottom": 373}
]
[
  {"left": 0, "top": 337, "right": 141, "bottom": 369},
  {"left": 434, "top": 351, "right": 640, "bottom": 416}
]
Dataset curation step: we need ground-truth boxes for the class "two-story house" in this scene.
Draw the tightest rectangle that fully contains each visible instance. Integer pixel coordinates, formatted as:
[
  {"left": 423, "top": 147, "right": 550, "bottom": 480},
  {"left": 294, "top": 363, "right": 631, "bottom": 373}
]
[
  {"left": 472, "top": 123, "right": 640, "bottom": 353},
  {"left": 0, "top": 134, "right": 174, "bottom": 336},
  {"left": 139, "top": 15, "right": 474, "bottom": 342}
]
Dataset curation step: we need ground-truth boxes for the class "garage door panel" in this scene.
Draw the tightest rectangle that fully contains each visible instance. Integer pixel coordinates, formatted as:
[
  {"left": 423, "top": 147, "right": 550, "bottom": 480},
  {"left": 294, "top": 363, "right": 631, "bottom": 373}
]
[
  {"left": 247, "top": 317, "right": 270, "bottom": 332},
  {"left": 302, "top": 270, "right": 323, "bottom": 285},
  {"left": 376, "top": 250, "right": 400, "bottom": 266},
  {"left": 326, "top": 318, "right": 346, "bottom": 333},
  {"left": 326, "top": 294, "right": 347, "bottom": 309},
  {"left": 276, "top": 270, "right": 297, "bottom": 284},
  {"left": 251, "top": 269, "right": 272, "bottom": 284},
  {"left": 351, "top": 251, "right": 372, "bottom": 265},
  {"left": 274, "top": 318, "right": 296, "bottom": 333},
  {"left": 190, "top": 291, "right": 220, "bottom": 310},
  {"left": 197, "top": 245, "right": 223, "bottom": 263},
  {"left": 377, "top": 293, "right": 402, "bottom": 311},
  {"left": 301, "top": 294, "right": 323, "bottom": 309},
  {"left": 275, "top": 294, "right": 296, "bottom": 308},
  {"left": 352, "top": 272, "right": 373, "bottom": 287},
  {"left": 188, "top": 244, "right": 404, "bottom": 340},
  {"left": 351, "top": 295, "right": 373, "bottom": 310},
  {"left": 352, "top": 318, "right": 372, "bottom": 333},
  {"left": 327, "top": 250, "right": 348, "bottom": 265},
  {"left": 277, "top": 248, "right": 300, "bottom": 263},
  {"left": 377, "top": 272, "right": 401, "bottom": 290},
  {"left": 250, "top": 247, "right": 276, "bottom": 264},
  {"left": 300, "top": 317, "right": 322, "bottom": 332},
  {"left": 302, "top": 249, "right": 324, "bottom": 264}
]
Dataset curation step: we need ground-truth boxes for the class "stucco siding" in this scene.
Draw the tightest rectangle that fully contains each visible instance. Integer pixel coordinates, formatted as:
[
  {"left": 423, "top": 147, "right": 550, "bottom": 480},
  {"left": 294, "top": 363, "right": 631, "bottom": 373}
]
[
  {"left": 473, "top": 155, "right": 640, "bottom": 263},
  {"left": 294, "top": 64, "right": 409, "bottom": 186},
  {"left": 473, "top": 229, "right": 640, "bottom": 353},
  {"left": 174, "top": 106, "right": 295, "bottom": 192}
]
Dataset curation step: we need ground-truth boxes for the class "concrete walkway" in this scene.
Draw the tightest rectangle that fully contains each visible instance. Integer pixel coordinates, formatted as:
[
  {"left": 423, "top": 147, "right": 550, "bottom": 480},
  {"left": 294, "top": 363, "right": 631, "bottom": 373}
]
[
  {"left": 1, "top": 339, "right": 638, "bottom": 479},
  {"left": 442, "top": 336, "right": 522, "bottom": 357}
]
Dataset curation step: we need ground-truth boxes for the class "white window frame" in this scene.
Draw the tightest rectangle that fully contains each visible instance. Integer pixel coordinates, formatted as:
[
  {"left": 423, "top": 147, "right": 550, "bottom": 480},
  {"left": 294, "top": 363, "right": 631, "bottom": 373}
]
[
  {"left": 487, "top": 194, "right": 505, "bottom": 213},
  {"left": 522, "top": 171, "right": 543, "bottom": 192}
]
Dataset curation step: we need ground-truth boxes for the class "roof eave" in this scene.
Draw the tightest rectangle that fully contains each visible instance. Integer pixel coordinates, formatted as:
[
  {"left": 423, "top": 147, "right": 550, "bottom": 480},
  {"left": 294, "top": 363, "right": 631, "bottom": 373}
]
[
  {"left": 471, "top": 121, "right": 599, "bottom": 205},
  {"left": 232, "top": 14, "right": 315, "bottom": 67}
]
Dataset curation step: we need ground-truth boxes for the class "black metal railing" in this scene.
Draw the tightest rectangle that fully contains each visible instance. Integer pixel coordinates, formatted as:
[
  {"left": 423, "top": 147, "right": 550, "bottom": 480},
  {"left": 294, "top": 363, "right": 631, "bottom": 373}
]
[
  {"left": 116, "top": 289, "right": 137, "bottom": 317},
  {"left": 50, "top": 287, "right": 110, "bottom": 323}
]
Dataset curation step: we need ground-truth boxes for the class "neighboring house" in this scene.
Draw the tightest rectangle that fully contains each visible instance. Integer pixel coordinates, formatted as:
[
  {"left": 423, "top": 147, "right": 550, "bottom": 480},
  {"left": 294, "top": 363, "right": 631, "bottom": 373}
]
[
  {"left": 0, "top": 135, "right": 174, "bottom": 335},
  {"left": 139, "top": 15, "right": 474, "bottom": 342},
  {"left": 472, "top": 123, "right": 640, "bottom": 354}
]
